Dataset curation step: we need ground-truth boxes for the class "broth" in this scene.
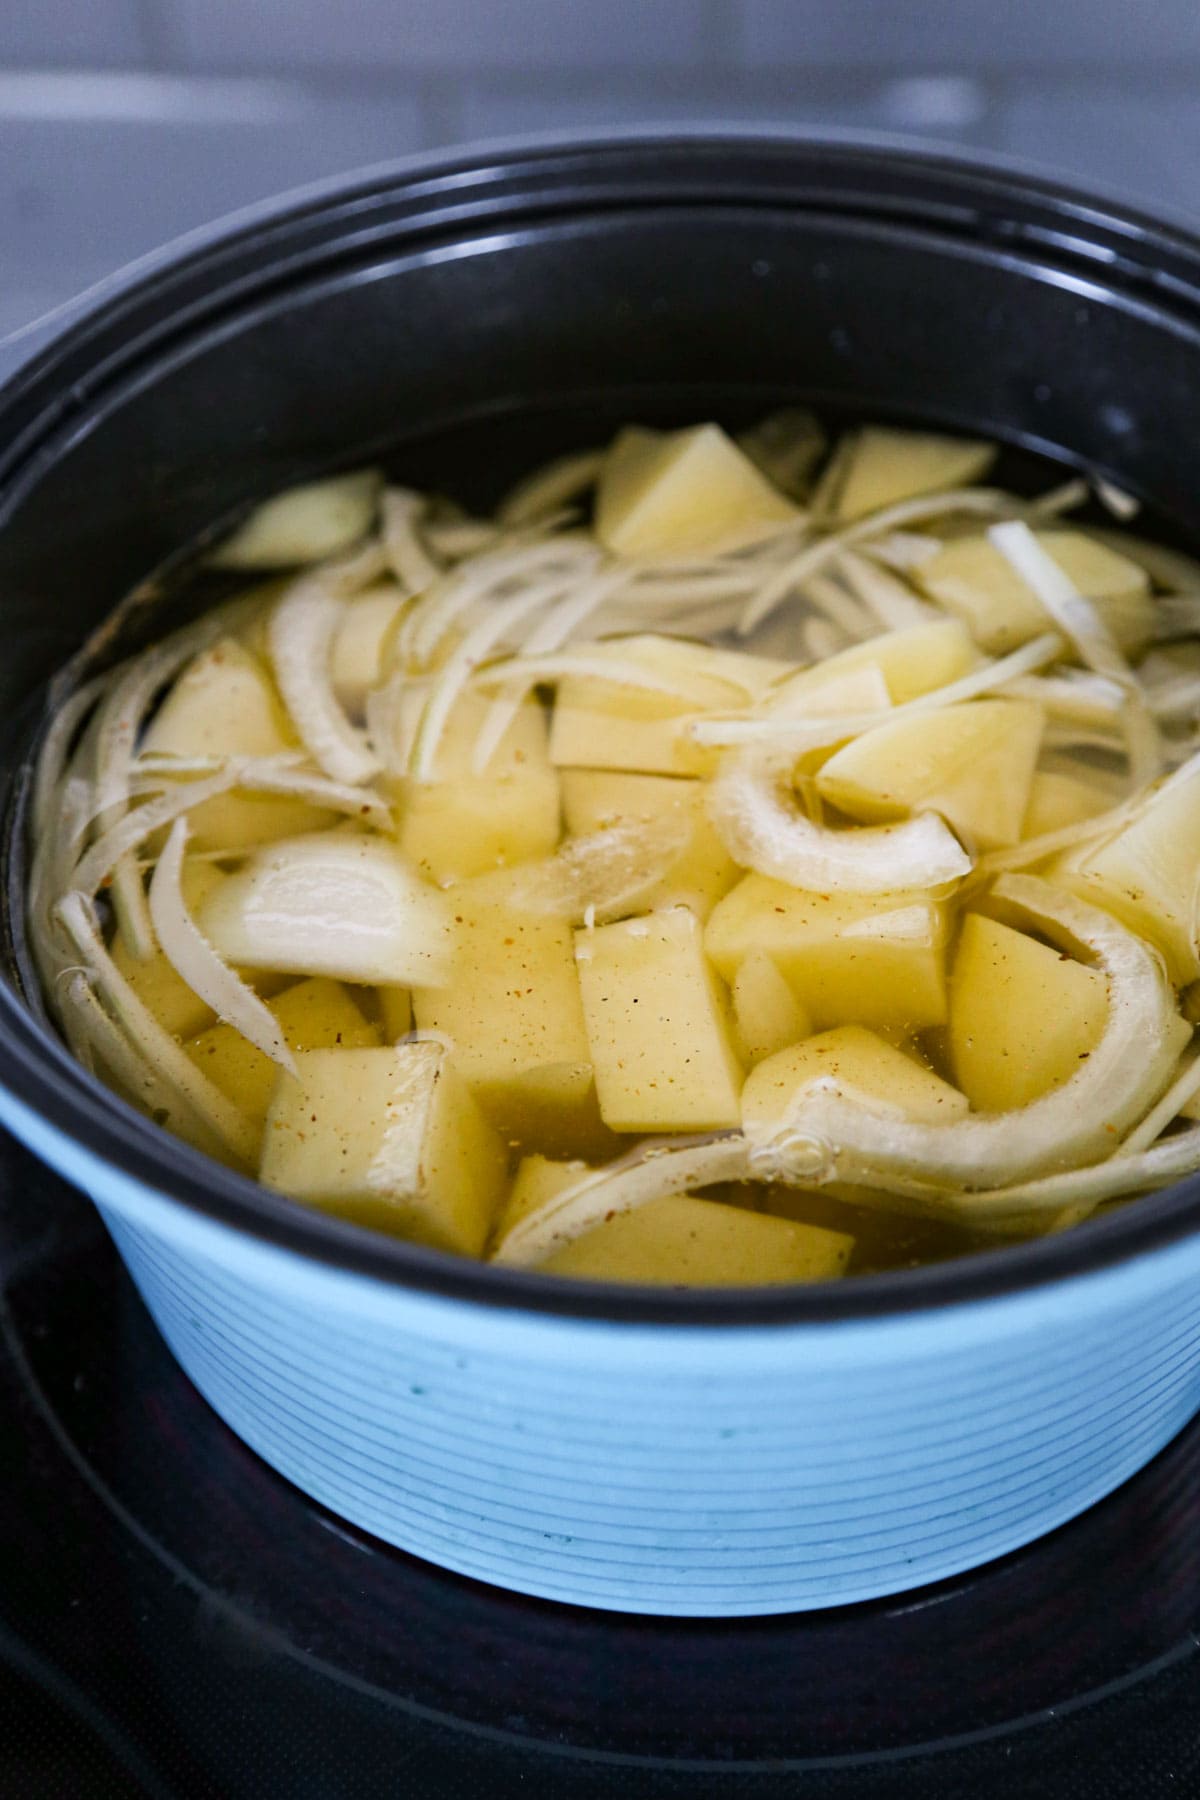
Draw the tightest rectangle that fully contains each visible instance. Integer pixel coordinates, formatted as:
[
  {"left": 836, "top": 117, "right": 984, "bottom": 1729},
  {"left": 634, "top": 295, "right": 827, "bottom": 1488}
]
[{"left": 27, "top": 414, "right": 1200, "bottom": 1285}]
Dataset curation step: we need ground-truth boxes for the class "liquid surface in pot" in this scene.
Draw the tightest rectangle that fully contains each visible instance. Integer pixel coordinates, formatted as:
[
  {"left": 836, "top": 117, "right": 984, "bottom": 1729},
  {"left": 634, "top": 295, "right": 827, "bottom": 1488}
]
[{"left": 27, "top": 414, "right": 1200, "bottom": 1285}]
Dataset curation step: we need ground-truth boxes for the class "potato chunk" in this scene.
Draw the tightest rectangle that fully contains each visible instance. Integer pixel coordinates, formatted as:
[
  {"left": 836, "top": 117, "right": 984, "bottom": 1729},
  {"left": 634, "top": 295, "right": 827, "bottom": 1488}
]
[
  {"left": 413, "top": 896, "right": 612, "bottom": 1156},
  {"left": 742, "top": 1026, "right": 969, "bottom": 1137},
  {"left": 549, "top": 636, "right": 782, "bottom": 779},
  {"left": 731, "top": 952, "right": 813, "bottom": 1066},
  {"left": 947, "top": 913, "right": 1108, "bottom": 1112},
  {"left": 331, "top": 584, "right": 407, "bottom": 715},
  {"left": 816, "top": 699, "right": 1044, "bottom": 851},
  {"left": 394, "top": 691, "right": 561, "bottom": 883},
  {"left": 915, "top": 530, "right": 1153, "bottom": 654},
  {"left": 186, "top": 978, "right": 381, "bottom": 1142},
  {"left": 210, "top": 470, "right": 383, "bottom": 569},
  {"left": 595, "top": 423, "right": 797, "bottom": 558},
  {"left": 493, "top": 1152, "right": 593, "bottom": 1242},
  {"left": 112, "top": 858, "right": 226, "bottom": 1039},
  {"left": 560, "top": 769, "right": 739, "bottom": 919},
  {"left": 575, "top": 906, "right": 744, "bottom": 1131},
  {"left": 1022, "top": 768, "right": 1116, "bottom": 839},
  {"left": 378, "top": 985, "right": 413, "bottom": 1042},
  {"left": 260, "top": 1042, "right": 506, "bottom": 1253},
  {"left": 1059, "top": 767, "right": 1200, "bottom": 983},
  {"left": 538, "top": 1194, "right": 853, "bottom": 1285},
  {"left": 142, "top": 637, "right": 334, "bottom": 850},
  {"left": 706, "top": 875, "right": 950, "bottom": 1033},
  {"left": 765, "top": 619, "right": 976, "bottom": 709},
  {"left": 817, "top": 426, "right": 995, "bottom": 523},
  {"left": 198, "top": 833, "right": 449, "bottom": 986}
]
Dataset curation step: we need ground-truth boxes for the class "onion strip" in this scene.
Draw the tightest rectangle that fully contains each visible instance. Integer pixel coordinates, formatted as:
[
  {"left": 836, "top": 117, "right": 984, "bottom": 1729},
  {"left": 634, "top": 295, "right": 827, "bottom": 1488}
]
[
  {"left": 989, "top": 520, "right": 1161, "bottom": 789},
  {"left": 690, "top": 632, "right": 1063, "bottom": 752},
  {"left": 470, "top": 564, "right": 632, "bottom": 774},
  {"left": 148, "top": 818, "right": 295, "bottom": 1072},
  {"left": 268, "top": 567, "right": 381, "bottom": 785},
  {"left": 708, "top": 748, "right": 972, "bottom": 892},
  {"left": 381, "top": 488, "right": 440, "bottom": 592},
  {"left": 742, "top": 875, "right": 1183, "bottom": 1195},
  {"left": 54, "top": 892, "right": 258, "bottom": 1166},
  {"left": 491, "top": 1135, "right": 750, "bottom": 1268}
]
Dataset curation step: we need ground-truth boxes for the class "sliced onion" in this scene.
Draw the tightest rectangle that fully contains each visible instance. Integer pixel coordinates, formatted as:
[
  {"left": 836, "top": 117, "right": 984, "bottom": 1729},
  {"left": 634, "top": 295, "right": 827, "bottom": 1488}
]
[
  {"left": 381, "top": 488, "right": 441, "bottom": 592},
  {"left": 470, "top": 564, "right": 633, "bottom": 774},
  {"left": 801, "top": 572, "right": 875, "bottom": 639},
  {"left": 466, "top": 814, "right": 692, "bottom": 925},
  {"left": 408, "top": 582, "right": 570, "bottom": 780},
  {"left": 73, "top": 757, "right": 391, "bottom": 896},
  {"left": 989, "top": 520, "right": 1160, "bottom": 788},
  {"left": 1002, "top": 670, "right": 1125, "bottom": 725},
  {"left": 30, "top": 674, "right": 107, "bottom": 845},
  {"left": 707, "top": 748, "right": 972, "bottom": 892},
  {"left": 736, "top": 488, "right": 1028, "bottom": 637},
  {"left": 490, "top": 1134, "right": 750, "bottom": 1267},
  {"left": 690, "top": 632, "right": 1062, "bottom": 752},
  {"left": 54, "top": 892, "right": 259, "bottom": 1166},
  {"left": 400, "top": 537, "right": 600, "bottom": 671},
  {"left": 1094, "top": 478, "right": 1141, "bottom": 522},
  {"left": 148, "top": 818, "right": 295, "bottom": 1072},
  {"left": 1117, "top": 1047, "right": 1200, "bottom": 1157},
  {"left": 939, "top": 1126, "right": 1200, "bottom": 1228},
  {"left": 497, "top": 448, "right": 605, "bottom": 527},
  {"left": 836, "top": 549, "right": 936, "bottom": 629},
  {"left": 1027, "top": 477, "right": 1090, "bottom": 517},
  {"left": 742, "top": 875, "right": 1184, "bottom": 1195},
  {"left": 268, "top": 567, "right": 381, "bottom": 785}
]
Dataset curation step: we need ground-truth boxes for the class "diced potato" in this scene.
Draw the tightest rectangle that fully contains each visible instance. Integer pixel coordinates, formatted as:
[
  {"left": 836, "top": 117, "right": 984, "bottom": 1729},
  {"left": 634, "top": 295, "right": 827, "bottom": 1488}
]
[
  {"left": 595, "top": 423, "right": 797, "bottom": 558},
  {"left": 142, "top": 637, "right": 335, "bottom": 850},
  {"left": 480, "top": 1061, "right": 620, "bottom": 1161},
  {"left": 574, "top": 906, "right": 744, "bottom": 1131},
  {"left": 732, "top": 952, "right": 813, "bottom": 1066},
  {"left": 560, "top": 769, "right": 739, "bottom": 918},
  {"left": 112, "top": 858, "right": 226, "bottom": 1039},
  {"left": 493, "top": 1152, "right": 593, "bottom": 1242},
  {"left": 742, "top": 1026, "right": 969, "bottom": 1137},
  {"left": 378, "top": 986, "right": 413, "bottom": 1042},
  {"left": 413, "top": 897, "right": 612, "bottom": 1156},
  {"left": 260, "top": 1042, "right": 507, "bottom": 1254},
  {"left": 1054, "top": 767, "right": 1200, "bottom": 983},
  {"left": 766, "top": 662, "right": 892, "bottom": 722},
  {"left": 915, "top": 530, "right": 1153, "bottom": 654},
  {"left": 331, "top": 584, "right": 408, "bottom": 715},
  {"left": 394, "top": 690, "right": 561, "bottom": 882},
  {"left": 549, "top": 636, "right": 783, "bottom": 779},
  {"left": 817, "top": 426, "right": 996, "bottom": 523},
  {"left": 185, "top": 978, "right": 381, "bottom": 1139},
  {"left": 198, "top": 833, "right": 450, "bottom": 986},
  {"left": 816, "top": 699, "right": 1044, "bottom": 850},
  {"left": 538, "top": 1194, "right": 853, "bottom": 1285},
  {"left": 947, "top": 913, "right": 1108, "bottom": 1112},
  {"left": 736, "top": 408, "right": 827, "bottom": 500},
  {"left": 766, "top": 619, "right": 976, "bottom": 711},
  {"left": 706, "top": 875, "right": 950, "bottom": 1033},
  {"left": 209, "top": 470, "right": 383, "bottom": 570},
  {"left": 1022, "top": 768, "right": 1116, "bottom": 839}
]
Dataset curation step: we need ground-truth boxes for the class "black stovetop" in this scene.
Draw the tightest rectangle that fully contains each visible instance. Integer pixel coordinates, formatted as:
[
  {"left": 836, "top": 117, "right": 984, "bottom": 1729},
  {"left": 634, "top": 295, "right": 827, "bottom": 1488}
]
[{"left": 3, "top": 1128, "right": 1200, "bottom": 1800}]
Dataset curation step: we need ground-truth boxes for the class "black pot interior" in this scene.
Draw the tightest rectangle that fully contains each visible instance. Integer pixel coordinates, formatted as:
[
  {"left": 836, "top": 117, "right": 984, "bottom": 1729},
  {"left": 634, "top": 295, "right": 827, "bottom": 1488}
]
[{"left": 3, "top": 134, "right": 1200, "bottom": 1322}]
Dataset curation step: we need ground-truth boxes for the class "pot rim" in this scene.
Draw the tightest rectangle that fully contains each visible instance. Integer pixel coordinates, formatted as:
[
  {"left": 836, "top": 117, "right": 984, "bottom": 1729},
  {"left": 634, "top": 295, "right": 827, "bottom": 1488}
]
[{"left": 5, "top": 126, "right": 1200, "bottom": 1328}]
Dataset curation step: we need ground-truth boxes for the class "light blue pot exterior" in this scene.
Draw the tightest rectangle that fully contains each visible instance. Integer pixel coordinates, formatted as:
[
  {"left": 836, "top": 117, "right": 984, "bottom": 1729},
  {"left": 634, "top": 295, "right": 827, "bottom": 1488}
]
[{"left": 5, "top": 1084, "right": 1200, "bottom": 1616}]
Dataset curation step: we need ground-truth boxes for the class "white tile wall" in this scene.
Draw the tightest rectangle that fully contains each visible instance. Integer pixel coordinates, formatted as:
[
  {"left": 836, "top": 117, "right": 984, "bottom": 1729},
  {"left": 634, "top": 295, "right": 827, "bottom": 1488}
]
[
  {"left": 164, "top": 0, "right": 713, "bottom": 75},
  {"left": 739, "top": 0, "right": 1200, "bottom": 68},
  {"left": 0, "top": 0, "right": 148, "bottom": 68},
  {"left": 2, "top": 0, "right": 1200, "bottom": 346}
]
